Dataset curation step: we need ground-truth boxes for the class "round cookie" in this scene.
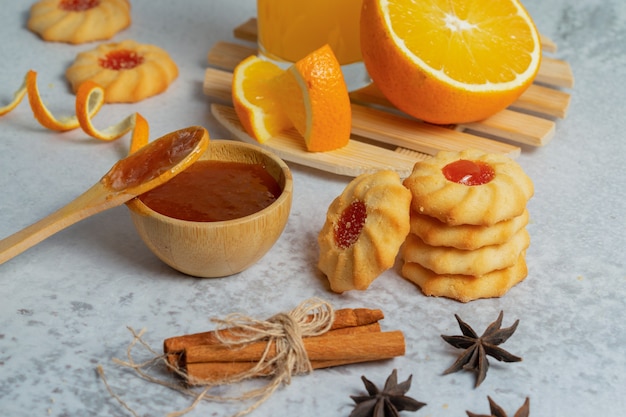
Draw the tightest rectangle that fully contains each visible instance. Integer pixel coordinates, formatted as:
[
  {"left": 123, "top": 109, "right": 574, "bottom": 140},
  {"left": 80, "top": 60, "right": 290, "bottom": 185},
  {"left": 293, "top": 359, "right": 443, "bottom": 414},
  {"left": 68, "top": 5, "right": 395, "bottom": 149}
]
[
  {"left": 66, "top": 40, "right": 178, "bottom": 103},
  {"left": 410, "top": 209, "right": 529, "bottom": 250},
  {"left": 403, "top": 228, "right": 530, "bottom": 276},
  {"left": 28, "top": 0, "right": 131, "bottom": 44},
  {"left": 403, "top": 149, "right": 534, "bottom": 226},
  {"left": 318, "top": 170, "right": 412, "bottom": 293},
  {"left": 401, "top": 253, "right": 528, "bottom": 303}
]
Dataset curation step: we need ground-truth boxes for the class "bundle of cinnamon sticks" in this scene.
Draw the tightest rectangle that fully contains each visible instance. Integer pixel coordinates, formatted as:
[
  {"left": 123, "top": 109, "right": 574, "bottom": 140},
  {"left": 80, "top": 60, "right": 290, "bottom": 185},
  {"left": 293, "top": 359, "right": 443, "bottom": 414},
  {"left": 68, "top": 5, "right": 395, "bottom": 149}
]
[{"left": 163, "top": 308, "right": 405, "bottom": 385}]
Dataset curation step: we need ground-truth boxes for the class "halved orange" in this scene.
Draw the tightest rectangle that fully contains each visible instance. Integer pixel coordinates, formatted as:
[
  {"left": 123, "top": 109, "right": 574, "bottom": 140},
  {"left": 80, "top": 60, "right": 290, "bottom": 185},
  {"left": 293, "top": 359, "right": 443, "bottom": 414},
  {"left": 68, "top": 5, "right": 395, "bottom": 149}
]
[
  {"left": 274, "top": 44, "right": 351, "bottom": 152},
  {"left": 231, "top": 55, "right": 292, "bottom": 144},
  {"left": 360, "top": 0, "right": 542, "bottom": 124}
]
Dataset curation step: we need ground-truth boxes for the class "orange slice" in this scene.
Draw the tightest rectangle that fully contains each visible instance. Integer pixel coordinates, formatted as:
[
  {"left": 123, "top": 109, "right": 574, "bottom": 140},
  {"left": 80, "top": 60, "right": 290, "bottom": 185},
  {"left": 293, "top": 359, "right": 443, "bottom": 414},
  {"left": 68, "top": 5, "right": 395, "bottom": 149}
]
[
  {"left": 274, "top": 44, "right": 351, "bottom": 152},
  {"left": 231, "top": 55, "right": 292, "bottom": 144},
  {"left": 360, "top": 0, "right": 542, "bottom": 124}
]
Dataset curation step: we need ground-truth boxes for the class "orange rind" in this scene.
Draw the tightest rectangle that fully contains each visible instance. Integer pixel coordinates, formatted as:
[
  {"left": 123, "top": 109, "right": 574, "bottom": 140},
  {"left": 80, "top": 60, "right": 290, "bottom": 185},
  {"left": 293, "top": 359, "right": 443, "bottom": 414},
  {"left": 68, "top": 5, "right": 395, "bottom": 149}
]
[
  {"left": 26, "top": 70, "right": 83, "bottom": 131},
  {"left": 275, "top": 44, "right": 351, "bottom": 152},
  {"left": 75, "top": 80, "right": 137, "bottom": 141},
  {"left": 0, "top": 76, "right": 27, "bottom": 116},
  {"left": 0, "top": 70, "right": 148, "bottom": 145}
]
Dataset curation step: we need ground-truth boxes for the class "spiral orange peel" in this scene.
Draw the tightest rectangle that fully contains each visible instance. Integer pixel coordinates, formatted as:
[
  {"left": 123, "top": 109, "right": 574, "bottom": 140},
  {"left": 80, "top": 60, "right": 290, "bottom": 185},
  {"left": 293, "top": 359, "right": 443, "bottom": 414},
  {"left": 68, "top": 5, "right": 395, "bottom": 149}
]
[
  {"left": 0, "top": 76, "right": 27, "bottom": 116},
  {"left": 1, "top": 70, "right": 148, "bottom": 144}
]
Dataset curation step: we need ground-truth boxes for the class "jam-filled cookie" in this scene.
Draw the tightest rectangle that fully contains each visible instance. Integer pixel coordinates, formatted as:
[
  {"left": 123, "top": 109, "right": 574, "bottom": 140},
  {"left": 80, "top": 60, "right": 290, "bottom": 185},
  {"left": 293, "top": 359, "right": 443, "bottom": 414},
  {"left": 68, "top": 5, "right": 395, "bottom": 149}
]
[
  {"left": 28, "top": 0, "right": 131, "bottom": 44},
  {"left": 403, "top": 149, "right": 534, "bottom": 226},
  {"left": 318, "top": 170, "right": 411, "bottom": 293},
  {"left": 65, "top": 40, "right": 178, "bottom": 103}
]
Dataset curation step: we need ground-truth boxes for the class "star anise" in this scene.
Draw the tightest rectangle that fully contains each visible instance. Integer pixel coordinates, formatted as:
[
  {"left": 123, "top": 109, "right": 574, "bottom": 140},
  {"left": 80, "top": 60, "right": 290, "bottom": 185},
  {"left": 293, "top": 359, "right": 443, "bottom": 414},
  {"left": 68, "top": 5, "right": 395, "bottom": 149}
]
[
  {"left": 349, "top": 369, "right": 426, "bottom": 417},
  {"left": 466, "top": 396, "right": 530, "bottom": 417},
  {"left": 441, "top": 311, "right": 522, "bottom": 387}
]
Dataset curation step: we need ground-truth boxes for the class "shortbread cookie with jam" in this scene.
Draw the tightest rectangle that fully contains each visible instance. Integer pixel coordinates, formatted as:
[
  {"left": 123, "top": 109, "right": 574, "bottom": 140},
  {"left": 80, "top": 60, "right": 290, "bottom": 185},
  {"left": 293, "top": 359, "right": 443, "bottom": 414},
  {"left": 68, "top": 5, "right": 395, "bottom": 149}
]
[
  {"left": 403, "top": 149, "right": 534, "bottom": 226},
  {"left": 28, "top": 0, "right": 131, "bottom": 44},
  {"left": 318, "top": 170, "right": 411, "bottom": 293},
  {"left": 66, "top": 40, "right": 178, "bottom": 103}
]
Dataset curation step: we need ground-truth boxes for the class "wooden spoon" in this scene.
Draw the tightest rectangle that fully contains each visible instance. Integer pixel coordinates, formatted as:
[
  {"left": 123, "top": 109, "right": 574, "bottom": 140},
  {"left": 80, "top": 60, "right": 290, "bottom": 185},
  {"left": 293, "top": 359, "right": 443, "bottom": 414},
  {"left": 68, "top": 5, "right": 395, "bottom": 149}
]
[{"left": 0, "top": 126, "right": 209, "bottom": 265}]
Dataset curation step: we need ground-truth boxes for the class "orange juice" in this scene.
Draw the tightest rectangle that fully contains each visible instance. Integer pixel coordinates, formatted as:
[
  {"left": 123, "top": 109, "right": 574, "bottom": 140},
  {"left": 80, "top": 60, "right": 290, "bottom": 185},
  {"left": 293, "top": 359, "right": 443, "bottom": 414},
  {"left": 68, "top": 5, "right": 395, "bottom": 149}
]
[{"left": 257, "top": 0, "right": 363, "bottom": 65}]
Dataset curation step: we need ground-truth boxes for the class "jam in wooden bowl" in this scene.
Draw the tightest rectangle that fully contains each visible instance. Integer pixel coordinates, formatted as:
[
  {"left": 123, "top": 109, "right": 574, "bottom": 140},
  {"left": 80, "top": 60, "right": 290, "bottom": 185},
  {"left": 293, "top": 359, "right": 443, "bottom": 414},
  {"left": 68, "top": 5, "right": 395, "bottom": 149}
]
[{"left": 126, "top": 140, "right": 293, "bottom": 277}]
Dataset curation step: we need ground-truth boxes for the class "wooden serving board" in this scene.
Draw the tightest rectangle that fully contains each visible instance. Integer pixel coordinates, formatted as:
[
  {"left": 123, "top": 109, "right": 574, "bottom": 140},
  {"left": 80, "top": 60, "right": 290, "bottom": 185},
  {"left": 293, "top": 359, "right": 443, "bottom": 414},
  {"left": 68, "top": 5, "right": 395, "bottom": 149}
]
[{"left": 205, "top": 18, "right": 574, "bottom": 177}]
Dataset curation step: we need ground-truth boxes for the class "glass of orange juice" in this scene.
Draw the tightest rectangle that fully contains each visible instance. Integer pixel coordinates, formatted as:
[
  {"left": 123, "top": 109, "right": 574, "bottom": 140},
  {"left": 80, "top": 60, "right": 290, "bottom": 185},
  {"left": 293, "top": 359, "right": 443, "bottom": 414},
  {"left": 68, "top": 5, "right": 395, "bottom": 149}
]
[{"left": 256, "top": 0, "right": 368, "bottom": 89}]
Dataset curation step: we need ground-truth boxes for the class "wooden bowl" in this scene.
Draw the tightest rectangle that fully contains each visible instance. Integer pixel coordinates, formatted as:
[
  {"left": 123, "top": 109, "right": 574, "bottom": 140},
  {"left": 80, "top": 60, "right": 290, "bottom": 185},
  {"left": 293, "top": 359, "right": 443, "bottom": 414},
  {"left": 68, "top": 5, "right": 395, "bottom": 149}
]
[{"left": 126, "top": 140, "right": 293, "bottom": 277}]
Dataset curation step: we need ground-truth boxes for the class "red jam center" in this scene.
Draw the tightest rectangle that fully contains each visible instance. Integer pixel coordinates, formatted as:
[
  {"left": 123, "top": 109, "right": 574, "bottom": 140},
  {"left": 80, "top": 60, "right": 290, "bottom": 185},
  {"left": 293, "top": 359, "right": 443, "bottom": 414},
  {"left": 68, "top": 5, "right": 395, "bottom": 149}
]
[
  {"left": 442, "top": 159, "right": 495, "bottom": 186},
  {"left": 59, "top": 0, "right": 100, "bottom": 12},
  {"left": 334, "top": 200, "right": 367, "bottom": 249},
  {"left": 99, "top": 50, "right": 144, "bottom": 70}
]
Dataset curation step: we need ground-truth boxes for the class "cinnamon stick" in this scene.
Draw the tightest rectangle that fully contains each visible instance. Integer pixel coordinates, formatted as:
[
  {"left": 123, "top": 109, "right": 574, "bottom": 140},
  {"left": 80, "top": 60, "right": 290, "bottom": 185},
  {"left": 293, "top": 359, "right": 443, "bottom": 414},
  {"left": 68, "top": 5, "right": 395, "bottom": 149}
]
[
  {"left": 169, "top": 322, "right": 381, "bottom": 371},
  {"left": 184, "top": 330, "right": 405, "bottom": 384},
  {"left": 324, "top": 321, "right": 380, "bottom": 336},
  {"left": 186, "top": 358, "right": 375, "bottom": 385},
  {"left": 164, "top": 308, "right": 384, "bottom": 366}
]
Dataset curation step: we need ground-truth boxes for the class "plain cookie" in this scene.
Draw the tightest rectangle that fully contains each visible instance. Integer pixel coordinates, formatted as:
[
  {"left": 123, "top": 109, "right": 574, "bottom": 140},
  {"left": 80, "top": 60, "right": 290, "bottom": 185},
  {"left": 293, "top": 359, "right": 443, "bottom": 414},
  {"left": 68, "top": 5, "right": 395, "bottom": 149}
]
[
  {"left": 403, "top": 227, "right": 530, "bottom": 276},
  {"left": 410, "top": 209, "right": 529, "bottom": 250},
  {"left": 401, "top": 253, "right": 528, "bottom": 303}
]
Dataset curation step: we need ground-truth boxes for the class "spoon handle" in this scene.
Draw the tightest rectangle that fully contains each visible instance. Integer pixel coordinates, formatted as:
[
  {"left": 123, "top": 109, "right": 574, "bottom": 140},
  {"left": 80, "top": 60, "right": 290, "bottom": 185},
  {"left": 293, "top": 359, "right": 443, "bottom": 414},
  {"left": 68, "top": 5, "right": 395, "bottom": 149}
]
[{"left": 0, "top": 182, "right": 132, "bottom": 265}]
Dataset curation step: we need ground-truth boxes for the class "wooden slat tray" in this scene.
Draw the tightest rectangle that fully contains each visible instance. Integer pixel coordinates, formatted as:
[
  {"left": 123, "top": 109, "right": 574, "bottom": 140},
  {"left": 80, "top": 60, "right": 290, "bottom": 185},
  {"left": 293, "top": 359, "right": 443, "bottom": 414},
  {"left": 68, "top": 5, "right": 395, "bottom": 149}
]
[{"left": 205, "top": 18, "right": 574, "bottom": 177}]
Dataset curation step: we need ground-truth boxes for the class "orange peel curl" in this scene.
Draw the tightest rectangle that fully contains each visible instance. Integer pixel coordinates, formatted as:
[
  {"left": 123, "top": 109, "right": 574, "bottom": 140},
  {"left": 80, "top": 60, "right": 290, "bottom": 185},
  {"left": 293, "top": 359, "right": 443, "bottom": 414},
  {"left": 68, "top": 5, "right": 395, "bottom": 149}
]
[
  {"left": 1, "top": 70, "right": 149, "bottom": 145},
  {"left": 0, "top": 75, "right": 27, "bottom": 116},
  {"left": 26, "top": 69, "right": 84, "bottom": 131}
]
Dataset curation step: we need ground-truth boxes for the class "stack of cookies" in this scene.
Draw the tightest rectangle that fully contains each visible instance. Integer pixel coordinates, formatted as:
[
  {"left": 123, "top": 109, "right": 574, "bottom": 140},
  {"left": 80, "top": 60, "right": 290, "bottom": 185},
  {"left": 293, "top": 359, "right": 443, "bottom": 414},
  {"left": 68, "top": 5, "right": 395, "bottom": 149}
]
[{"left": 400, "top": 149, "right": 534, "bottom": 302}]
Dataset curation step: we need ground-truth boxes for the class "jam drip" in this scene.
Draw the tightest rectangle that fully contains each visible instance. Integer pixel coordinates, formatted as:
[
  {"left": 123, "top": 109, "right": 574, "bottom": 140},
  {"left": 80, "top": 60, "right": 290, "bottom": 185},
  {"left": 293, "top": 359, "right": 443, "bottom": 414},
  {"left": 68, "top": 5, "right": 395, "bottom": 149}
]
[
  {"left": 59, "top": 0, "right": 100, "bottom": 12},
  {"left": 99, "top": 50, "right": 144, "bottom": 70},
  {"left": 442, "top": 159, "right": 495, "bottom": 186},
  {"left": 334, "top": 200, "right": 367, "bottom": 249}
]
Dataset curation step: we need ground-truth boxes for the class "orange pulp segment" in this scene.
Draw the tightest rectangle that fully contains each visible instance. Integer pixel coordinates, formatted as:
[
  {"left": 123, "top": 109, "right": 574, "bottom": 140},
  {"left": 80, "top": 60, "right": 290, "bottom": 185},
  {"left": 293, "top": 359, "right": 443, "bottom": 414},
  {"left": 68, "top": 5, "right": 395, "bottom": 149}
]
[{"left": 231, "top": 55, "right": 292, "bottom": 144}]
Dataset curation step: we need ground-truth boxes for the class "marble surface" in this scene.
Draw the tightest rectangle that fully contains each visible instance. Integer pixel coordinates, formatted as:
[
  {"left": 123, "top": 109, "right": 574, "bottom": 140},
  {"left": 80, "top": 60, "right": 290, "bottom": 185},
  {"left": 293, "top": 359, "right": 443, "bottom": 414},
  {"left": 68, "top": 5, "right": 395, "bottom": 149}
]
[{"left": 1, "top": 1, "right": 625, "bottom": 416}]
